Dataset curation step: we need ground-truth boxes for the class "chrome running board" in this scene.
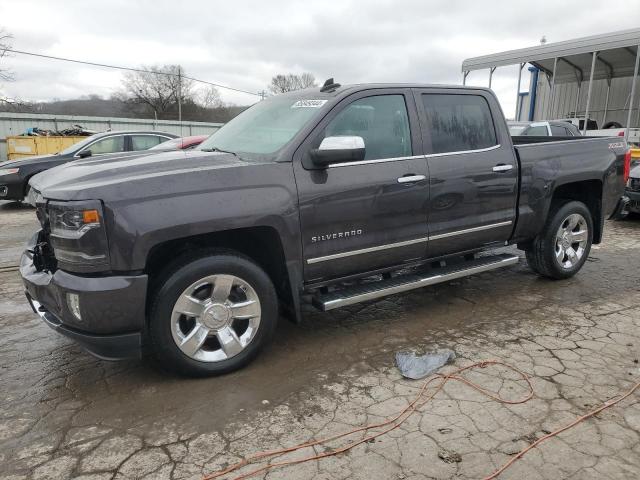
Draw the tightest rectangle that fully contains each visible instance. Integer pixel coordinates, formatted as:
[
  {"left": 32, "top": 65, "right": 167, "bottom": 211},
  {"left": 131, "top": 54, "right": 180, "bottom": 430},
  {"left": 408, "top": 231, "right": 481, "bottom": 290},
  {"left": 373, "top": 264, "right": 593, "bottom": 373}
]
[{"left": 312, "top": 254, "right": 519, "bottom": 311}]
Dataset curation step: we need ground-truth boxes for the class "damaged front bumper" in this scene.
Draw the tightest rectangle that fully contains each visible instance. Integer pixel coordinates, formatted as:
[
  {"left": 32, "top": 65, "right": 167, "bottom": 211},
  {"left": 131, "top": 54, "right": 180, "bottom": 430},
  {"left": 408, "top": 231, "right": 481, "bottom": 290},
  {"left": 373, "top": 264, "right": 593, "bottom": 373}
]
[{"left": 20, "top": 231, "right": 148, "bottom": 360}]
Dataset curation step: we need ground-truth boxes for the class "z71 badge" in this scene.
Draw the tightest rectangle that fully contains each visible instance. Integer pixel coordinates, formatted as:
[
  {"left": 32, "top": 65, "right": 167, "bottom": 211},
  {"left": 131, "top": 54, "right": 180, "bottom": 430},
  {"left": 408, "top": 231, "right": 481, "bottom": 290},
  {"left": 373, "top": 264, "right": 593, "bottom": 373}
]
[{"left": 311, "top": 229, "right": 363, "bottom": 243}]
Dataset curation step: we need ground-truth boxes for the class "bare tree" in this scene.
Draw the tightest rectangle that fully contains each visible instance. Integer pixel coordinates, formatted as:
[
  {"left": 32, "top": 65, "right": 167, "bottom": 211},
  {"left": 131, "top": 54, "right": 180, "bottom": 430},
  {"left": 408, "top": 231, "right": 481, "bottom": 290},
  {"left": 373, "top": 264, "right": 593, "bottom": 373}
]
[
  {"left": 0, "top": 28, "right": 25, "bottom": 110},
  {"left": 196, "top": 86, "right": 223, "bottom": 108},
  {"left": 0, "top": 28, "right": 12, "bottom": 82},
  {"left": 268, "top": 72, "right": 317, "bottom": 94},
  {"left": 119, "top": 64, "right": 193, "bottom": 118}
]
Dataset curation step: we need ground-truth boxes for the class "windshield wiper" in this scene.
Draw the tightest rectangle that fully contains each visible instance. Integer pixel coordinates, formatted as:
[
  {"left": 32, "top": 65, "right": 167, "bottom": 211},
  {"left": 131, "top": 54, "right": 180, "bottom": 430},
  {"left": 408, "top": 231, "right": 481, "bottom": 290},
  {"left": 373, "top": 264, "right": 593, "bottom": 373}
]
[{"left": 200, "top": 147, "right": 239, "bottom": 158}]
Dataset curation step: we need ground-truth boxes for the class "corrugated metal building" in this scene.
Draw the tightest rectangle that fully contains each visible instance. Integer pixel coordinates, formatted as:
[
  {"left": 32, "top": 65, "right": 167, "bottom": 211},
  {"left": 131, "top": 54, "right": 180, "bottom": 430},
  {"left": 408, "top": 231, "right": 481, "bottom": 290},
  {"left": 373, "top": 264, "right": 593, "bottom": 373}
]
[
  {"left": 0, "top": 112, "right": 223, "bottom": 161},
  {"left": 517, "top": 68, "right": 637, "bottom": 125},
  {"left": 462, "top": 28, "right": 640, "bottom": 134}
]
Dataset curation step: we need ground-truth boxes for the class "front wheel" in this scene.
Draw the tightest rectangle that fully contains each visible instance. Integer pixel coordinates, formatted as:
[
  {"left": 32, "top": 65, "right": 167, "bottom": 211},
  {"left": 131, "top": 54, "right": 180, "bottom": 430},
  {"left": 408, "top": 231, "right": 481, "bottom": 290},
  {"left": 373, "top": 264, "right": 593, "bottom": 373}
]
[
  {"left": 525, "top": 201, "right": 593, "bottom": 279},
  {"left": 149, "top": 251, "right": 278, "bottom": 376}
]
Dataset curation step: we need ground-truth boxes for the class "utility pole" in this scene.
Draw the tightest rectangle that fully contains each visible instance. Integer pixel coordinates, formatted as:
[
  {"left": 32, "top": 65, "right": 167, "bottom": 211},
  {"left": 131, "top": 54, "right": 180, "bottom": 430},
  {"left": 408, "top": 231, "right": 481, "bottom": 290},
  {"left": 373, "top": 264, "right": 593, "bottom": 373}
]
[{"left": 177, "top": 66, "right": 182, "bottom": 123}]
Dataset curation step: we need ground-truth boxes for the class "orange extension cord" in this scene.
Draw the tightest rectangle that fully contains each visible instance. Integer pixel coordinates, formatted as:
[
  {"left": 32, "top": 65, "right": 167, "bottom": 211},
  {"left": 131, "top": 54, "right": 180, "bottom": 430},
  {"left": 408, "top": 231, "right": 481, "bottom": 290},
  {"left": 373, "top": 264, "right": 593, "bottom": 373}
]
[{"left": 201, "top": 361, "right": 640, "bottom": 480}]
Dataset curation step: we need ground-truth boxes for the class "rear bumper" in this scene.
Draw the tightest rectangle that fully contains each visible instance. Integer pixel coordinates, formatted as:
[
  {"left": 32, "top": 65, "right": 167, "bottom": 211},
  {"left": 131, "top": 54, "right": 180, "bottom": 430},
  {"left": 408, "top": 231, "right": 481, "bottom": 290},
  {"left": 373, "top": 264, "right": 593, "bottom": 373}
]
[
  {"left": 611, "top": 195, "right": 631, "bottom": 218},
  {"left": 20, "top": 232, "right": 147, "bottom": 360},
  {"left": 626, "top": 189, "right": 640, "bottom": 213}
]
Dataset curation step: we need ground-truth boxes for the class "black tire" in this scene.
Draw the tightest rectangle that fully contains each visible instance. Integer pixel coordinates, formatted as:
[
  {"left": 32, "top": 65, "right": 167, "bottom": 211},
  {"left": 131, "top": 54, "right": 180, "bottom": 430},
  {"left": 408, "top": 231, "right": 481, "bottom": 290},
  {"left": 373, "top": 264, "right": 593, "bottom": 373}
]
[
  {"left": 602, "top": 121, "right": 623, "bottom": 129},
  {"left": 148, "top": 250, "right": 278, "bottom": 377},
  {"left": 525, "top": 201, "right": 593, "bottom": 280}
]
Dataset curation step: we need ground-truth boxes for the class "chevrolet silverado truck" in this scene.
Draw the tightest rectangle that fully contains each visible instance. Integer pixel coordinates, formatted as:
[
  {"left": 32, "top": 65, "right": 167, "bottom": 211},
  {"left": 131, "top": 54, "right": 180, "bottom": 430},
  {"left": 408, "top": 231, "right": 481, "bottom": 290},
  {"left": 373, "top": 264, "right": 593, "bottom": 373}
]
[{"left": 21, "top": 80, "right": 631, "bottom": 376}]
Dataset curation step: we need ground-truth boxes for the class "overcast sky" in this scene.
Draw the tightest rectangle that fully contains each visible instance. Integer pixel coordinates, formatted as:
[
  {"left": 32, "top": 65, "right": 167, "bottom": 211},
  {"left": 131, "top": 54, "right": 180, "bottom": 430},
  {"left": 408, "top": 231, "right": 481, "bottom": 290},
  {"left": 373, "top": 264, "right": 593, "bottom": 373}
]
[{"left": 1, "top": 0, "right": 639, "bottom": 116}]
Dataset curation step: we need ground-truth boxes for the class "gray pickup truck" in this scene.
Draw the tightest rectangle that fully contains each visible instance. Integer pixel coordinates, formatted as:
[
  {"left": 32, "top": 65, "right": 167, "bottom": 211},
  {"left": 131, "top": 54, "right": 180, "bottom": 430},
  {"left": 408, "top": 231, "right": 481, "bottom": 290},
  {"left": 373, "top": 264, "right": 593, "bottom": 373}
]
[{"left": 21, "top": 80, "right": 631, "bottom": 376}]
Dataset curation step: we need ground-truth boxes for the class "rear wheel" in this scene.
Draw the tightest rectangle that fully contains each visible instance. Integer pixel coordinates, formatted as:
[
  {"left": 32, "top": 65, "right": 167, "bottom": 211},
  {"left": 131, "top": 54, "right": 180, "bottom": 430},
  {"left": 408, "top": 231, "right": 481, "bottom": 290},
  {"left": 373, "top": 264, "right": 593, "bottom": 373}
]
[
  {"left": 525, "top": 201, "right": 593, "bottom": 279},
  {"left": 149, "top": 251, "right": 278, "bottom": 376}
]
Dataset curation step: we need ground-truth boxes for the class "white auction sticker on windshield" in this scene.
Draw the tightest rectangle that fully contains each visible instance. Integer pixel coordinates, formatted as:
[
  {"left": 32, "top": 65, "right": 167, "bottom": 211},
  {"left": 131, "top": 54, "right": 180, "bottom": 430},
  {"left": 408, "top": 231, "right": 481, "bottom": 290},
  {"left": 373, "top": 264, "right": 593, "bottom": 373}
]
[{"left": 291, "top": 99, "right": 328, "bottom": 108}]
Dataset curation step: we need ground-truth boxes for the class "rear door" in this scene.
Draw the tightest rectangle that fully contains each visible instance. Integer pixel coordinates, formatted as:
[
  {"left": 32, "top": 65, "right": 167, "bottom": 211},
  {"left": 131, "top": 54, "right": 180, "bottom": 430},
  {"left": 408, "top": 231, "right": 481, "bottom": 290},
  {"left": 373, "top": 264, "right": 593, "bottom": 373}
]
[
  {"left": 414, "top": 89, "right": 518, "bottom": 257},
  {"left": 293, "top": 89, "right": 429, "bottom": 282}
]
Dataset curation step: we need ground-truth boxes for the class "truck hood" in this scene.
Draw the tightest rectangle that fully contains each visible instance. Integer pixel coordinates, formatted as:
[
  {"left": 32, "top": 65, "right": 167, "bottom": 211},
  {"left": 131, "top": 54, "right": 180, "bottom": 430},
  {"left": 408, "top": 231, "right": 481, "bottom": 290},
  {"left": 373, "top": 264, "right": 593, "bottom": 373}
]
[{"left": 31, "top": 150, "right": 255, "bottom": 202}]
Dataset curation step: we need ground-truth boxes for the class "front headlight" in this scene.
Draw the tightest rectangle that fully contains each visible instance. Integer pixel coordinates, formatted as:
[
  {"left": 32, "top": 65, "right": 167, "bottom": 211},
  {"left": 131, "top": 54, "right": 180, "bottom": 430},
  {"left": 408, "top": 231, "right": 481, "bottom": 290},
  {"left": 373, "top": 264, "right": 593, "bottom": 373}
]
[
  {"left": 0, "top": 167, "right": 19, "bottom": 176},
  {"left": 48, "top": 200, "right": 111, "bottom": 272}
]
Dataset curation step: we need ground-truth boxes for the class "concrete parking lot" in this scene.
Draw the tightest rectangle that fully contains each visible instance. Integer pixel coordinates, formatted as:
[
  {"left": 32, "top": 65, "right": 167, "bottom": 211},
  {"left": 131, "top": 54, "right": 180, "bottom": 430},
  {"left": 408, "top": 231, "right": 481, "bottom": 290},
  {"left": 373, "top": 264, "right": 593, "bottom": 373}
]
[{"left": 1, "top": 201, "right": 639, "bottom": 480}]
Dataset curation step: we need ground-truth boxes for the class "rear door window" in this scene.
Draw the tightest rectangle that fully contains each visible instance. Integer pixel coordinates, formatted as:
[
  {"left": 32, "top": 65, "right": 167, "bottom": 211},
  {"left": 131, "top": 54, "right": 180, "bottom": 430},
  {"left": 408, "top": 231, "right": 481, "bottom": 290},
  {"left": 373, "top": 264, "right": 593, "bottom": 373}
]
[
  {"left": 131, "top": 135, "right": 166, "bottom": 151},
  {"left": 421, "top": 94, "right": 497, "bottom": 154},
  {"left": 550, "top": 125, "right": 566, "bottom": 136}
]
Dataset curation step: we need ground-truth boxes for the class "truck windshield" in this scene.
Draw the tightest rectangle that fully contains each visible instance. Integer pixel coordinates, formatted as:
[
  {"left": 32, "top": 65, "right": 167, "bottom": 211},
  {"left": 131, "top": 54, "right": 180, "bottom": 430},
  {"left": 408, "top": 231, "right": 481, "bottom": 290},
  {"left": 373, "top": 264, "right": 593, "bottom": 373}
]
[{"left": 197, "top": 96, "right": 325, "bottom": 159}]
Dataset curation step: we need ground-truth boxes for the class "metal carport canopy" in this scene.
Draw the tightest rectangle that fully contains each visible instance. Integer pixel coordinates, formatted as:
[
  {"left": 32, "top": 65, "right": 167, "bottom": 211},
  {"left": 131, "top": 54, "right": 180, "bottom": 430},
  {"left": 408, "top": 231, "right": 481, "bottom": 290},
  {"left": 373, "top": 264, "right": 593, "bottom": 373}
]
[{"left": 462, "top": 28, "right": 640, "bottom": 83}]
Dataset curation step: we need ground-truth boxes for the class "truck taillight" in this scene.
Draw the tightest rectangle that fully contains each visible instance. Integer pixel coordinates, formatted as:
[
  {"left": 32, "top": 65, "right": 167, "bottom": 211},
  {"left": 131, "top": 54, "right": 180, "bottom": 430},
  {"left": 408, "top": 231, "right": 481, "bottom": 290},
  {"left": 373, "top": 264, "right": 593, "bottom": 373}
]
[
  {"left": 618, "top": 131, "right": 625, "bottom": 136},
  {"left": 624, "top": 149, "right": 631, "bottom": 182}
]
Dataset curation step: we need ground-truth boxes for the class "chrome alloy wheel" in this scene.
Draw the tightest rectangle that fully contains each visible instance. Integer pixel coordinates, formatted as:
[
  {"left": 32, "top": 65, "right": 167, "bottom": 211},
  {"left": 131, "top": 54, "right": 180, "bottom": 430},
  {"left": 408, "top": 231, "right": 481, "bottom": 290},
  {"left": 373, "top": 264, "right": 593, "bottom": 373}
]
[
  {"left": 555, "top": 213, "right": 588, "bottom": 269},
  {"left": 170, "top": 274, "right": 261, "bottom": 362}
]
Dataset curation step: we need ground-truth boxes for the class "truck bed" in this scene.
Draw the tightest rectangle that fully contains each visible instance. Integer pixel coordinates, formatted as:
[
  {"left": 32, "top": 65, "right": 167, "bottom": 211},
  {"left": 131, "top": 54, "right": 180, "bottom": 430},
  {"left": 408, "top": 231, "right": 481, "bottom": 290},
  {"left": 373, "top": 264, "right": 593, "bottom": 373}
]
[{"left": 511, "top": 135, "right": 627, "bottom": 244}]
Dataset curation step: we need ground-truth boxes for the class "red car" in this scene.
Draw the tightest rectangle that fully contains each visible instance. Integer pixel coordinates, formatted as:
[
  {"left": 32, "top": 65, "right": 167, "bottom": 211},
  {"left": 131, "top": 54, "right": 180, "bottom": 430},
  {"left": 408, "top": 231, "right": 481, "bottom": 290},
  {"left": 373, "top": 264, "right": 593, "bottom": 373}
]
[{"left": 149, "top": 135, "right": 209, "bottom": 151}]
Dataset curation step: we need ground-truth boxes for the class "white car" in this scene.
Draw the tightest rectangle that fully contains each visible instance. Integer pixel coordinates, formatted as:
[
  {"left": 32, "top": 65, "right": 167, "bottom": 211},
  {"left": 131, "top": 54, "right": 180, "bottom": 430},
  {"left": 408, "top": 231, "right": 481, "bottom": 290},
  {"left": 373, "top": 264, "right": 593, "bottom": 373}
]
[
  {"left": 554, "top": 117, "right": 640, "bottom": 145},
  {"left": 517, "top": 121, "right": 582, "bottom": 137}
]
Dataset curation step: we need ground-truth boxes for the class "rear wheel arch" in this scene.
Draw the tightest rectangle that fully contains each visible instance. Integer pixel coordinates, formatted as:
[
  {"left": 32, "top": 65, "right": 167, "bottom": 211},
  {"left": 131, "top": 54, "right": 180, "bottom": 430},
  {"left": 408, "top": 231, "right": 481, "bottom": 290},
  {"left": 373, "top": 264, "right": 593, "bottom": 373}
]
[
  {"left": 526, "top": 200, "right": 593, "bottom": 279},
  {"left": 550, "top": 180, "right": 603, "bottom": 243}
]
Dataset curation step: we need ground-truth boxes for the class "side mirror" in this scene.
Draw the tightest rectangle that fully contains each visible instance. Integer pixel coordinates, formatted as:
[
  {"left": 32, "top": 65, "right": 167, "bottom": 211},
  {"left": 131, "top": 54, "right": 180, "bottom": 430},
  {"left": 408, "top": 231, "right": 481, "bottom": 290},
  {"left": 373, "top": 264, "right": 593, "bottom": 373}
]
[
  {"left": 310, "top": 136, "right": 365, "bottom": 167},
  {"left": 78, "top": 150, "right": 92, "bottom": 158}
]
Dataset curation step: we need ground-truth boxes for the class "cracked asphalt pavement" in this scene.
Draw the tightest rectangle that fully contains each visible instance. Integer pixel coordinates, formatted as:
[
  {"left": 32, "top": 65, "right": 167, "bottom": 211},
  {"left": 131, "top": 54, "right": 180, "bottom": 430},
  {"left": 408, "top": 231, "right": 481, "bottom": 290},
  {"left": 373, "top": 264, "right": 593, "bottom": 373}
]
[{"left": 1, "top": 200, "right": 639, "bottom": 479}]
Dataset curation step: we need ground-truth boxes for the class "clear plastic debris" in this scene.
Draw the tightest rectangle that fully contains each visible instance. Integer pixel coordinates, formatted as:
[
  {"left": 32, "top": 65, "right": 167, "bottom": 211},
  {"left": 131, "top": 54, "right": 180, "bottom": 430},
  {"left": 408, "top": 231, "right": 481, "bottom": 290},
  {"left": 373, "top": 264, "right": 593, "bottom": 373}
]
[{"left": 395, "top": 349, "right": 456, "bottom": 380}]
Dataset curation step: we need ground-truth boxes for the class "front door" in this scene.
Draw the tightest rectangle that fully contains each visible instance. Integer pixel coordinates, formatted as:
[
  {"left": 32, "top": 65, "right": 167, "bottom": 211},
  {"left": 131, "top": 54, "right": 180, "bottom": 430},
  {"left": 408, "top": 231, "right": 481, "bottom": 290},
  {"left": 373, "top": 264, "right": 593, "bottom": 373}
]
[
  {"left": 414, "top": 89, "right": 518, "bottom": 257},
  {"left": 293, "top": 89, "right": 429, "bottom": 282}
]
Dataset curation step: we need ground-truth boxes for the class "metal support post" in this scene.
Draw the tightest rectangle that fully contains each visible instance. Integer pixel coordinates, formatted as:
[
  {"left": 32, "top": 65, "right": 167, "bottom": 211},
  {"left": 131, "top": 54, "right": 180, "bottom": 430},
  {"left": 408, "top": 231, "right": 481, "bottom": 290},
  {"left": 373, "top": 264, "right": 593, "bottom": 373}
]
[
  {"left": 489, "top": 67, "right": 496, "bottom": 88},
  {"left": 583, "top": 52, "right": 598, "bottom": 135},
  {"left": 602, "top": 79, "right": 611, "bottom": 125},
  {"left": 549, "top": 57, "right": 558, "bottom": 119},
  {"left": 625, "top": 45, "right": 639, "bottom": 141},
  {"left": 515, "top": 63, "right": 525, "bottom": 120}
]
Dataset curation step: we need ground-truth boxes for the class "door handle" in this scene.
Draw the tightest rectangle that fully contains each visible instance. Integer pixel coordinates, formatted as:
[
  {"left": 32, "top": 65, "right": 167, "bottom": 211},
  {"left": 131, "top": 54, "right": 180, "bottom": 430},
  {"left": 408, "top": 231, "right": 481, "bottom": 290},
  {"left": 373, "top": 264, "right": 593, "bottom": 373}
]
[
  {"left": 492, "top": 164, "right": 513, "bottom": 173},
  {"left": 397, "top": 174, "right": 426, "bottom": 183}
]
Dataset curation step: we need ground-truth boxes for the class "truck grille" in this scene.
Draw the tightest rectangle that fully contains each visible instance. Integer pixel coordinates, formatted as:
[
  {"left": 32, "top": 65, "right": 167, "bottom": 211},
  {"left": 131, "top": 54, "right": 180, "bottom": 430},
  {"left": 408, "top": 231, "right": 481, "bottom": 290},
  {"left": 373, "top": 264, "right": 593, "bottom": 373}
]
[{"left": 629, "top": 178, "right": 640, "bottom": 192}]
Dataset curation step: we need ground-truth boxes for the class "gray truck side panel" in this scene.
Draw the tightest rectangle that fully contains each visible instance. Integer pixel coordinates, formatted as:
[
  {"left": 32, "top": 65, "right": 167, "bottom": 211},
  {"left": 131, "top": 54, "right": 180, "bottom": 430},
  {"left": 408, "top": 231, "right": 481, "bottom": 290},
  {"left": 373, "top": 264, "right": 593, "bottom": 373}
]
[
  {"left": 103, "top": 162, "right": 302, "bottom": 273},
  {"left": 512, "top": 137, "right": 626, "bottom": 243}
]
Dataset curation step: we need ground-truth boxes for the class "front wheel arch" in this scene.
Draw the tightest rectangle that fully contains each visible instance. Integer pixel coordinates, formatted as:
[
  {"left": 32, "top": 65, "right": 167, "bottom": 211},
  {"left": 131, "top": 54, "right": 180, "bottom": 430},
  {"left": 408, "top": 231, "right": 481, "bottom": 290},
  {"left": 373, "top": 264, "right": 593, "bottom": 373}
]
[
  {"left": 144, "top": 227, "right": 300, "bottom": 324},
  {"left": 148, "top": 249, "right": 279, "bottom": 376}
]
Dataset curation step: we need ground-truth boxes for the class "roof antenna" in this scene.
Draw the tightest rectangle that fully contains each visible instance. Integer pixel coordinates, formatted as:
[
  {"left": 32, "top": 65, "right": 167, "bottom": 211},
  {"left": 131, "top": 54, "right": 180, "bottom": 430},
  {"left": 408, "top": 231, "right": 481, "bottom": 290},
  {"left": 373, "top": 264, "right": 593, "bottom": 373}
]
[{"left": 320, "top": 78, "right": 341, "bottom": 92}]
